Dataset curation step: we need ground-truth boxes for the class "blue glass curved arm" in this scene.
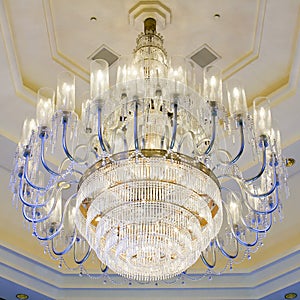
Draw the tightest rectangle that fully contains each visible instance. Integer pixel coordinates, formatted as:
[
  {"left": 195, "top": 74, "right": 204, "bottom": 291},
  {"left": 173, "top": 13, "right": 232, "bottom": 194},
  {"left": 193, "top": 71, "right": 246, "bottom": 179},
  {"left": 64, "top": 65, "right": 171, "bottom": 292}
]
[
  {"left": 40, "top": 133, "right": 60, "bottom": 176},
  {"left": 204, "top": 108, "right": 217, "bottom": 155},
  {"left": 31, "top": 193, "right": 77, "bottom": 241},
  {"left": 218, "top": 158, "right": 278, "bottom": 199},
  {"left": 228, "top": 119, "right": 245, "bottom": 165},
  {"left": 74, "top": 243, "right": 92, "bottom": 265},
  {"left": 216, "top": 235, "right": 239, "bottom": 259},
  {"left": 24, "top": 154, "right": 47, "bottom": 191},
  {"left": 243, "top": 213, "right": 272, "bottom": 233},
  {"left": 244, "top": 187, "right": 279, "bottom": 215},
  {"left": 22, "top": 198, "right": 57, "bottom": 223},
  {"left": 200, "top": 244, "right": 216, "bottom": 269},
  {"left": 18, "top": 178, "right": 52, "bottom": 208},
  {"left": 244, "top": 136, "right": 268, "bottom": 184},
  {"left": 169, "top": 102, "right": 178, "bottom": 150},
  {"left": 62, "top": 116, "right": 75, "bottom": 162},
  {"left": 133, "top": 98, "right": 139, "bottom": 151},
  {"left": 97, "top": 107, "right": 108, "bottom": 153},
  {"left": 51, "top": 228, "right": 77, "bottom": 256}
]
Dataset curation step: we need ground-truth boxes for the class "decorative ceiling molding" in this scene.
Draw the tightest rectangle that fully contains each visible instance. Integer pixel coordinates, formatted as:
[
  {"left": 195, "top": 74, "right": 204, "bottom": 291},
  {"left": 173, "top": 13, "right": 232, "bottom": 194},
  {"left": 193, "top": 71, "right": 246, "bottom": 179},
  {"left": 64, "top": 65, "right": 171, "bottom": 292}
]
[
  {"left": 268, "top": 8, "right": 300, "bottom": 106},
  {"left": 0, "top": 244, "right": 299, "bottom": 299},
  {"left": 222, "top": 0, "right": 266, "bottom": 79},
  {"left": 128, "top": 0, "right": 172, "bottom": 31},
  {"left": 1, "top": 0, "right": 298, "bottom": 113},
  {"left": 42, "top": 0, "right": 89, "bottom": 82},
  {"left": 0, "top": 0, "right": 36, "bottom": 105}
]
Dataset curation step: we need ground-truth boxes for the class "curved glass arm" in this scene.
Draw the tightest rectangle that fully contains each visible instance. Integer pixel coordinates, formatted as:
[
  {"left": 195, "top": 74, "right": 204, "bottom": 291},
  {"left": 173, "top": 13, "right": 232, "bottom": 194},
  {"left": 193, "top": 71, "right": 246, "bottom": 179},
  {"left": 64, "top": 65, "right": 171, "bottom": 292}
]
[
  {"left": 200, "top": 243, "right": 216, "bottom": 269},
  {"left": 100, "top": 262, "right": 108, "bottom": 273},
  {"left": 244, "top": 135, "right": 268, "bottom": 184},
  {"left": 220, "top": 188, "right": 259, "bottom": 248},
  {"left": 40, "top": 133, "right": 60, "bottom": 176},
  {"left": 244, "top": 175, "right": 278, "bottom": 199},
  {"left": 169, "top": 102, "right": 178, "bottom": 150},
  {"left": 24, "top": 154, "right": 47, "bottom": 191},
  {"left": 218, "top": 158, "right": 278, "bottom": 199},
  {"left": 216, "top": 236, "right": 239, "bottom": 260},
  {"left": 243, "top": 213, "right": 273, "bottom": 234},
  {"left": 32, "top": 193, "right": 77, "bottom": 241},
  {"left": 74, "top": 243, "right": 92, "bottom": 265},
  {"left": 133, "top": 97, "right": 139, "bottom": 151},
  {"left": 97, "top": 107, "right": 108, "bottom": 153},
  {"left": 204, "top": 107, "right": 217, "bottom": 155},
  {"left": 51, "top": 228, "right": 77, "bottom": 256},
  {"left": 62, "top": 116, "right": 75, "bottom": 161},
  {"left": 22, "top": 199, "right": 57, "bottom": 223},
  {"left": 62, "top": 116, "right": 76, "bottom": 162},
  {"left": 244, "top": 187, "right": 279, "bottom": 215},
  {"left": 19, "top": 178, "right": 51, "bottom": 208},
  {"left": 228, "top": 119, "right": 245, "bottom": 165}
]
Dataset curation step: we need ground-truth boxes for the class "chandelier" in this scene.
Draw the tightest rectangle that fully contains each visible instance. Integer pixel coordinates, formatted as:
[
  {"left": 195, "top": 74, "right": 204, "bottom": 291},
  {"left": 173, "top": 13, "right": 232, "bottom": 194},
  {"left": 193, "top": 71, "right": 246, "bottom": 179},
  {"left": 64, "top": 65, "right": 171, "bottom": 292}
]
[{"left": 10, "top": 17, "right": 288, "bottom": 283}]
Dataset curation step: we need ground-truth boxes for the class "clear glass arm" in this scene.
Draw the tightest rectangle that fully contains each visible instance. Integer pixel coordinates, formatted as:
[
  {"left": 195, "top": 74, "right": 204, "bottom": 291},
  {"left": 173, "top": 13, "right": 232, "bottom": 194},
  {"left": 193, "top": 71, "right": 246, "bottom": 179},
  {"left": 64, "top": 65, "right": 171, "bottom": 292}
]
[
  {"left": 228, "top": 118, "right": 245, "bottom": 165},
  {"left": 62, "top": 115, "right": 75, "bottom": 161},
  {"left": 134, "top": 97, "right": 139, "bottom": 151},
  {"left": 24, "top": 154, "right": 47, "bottom": 191},
  {"left": 244, "top": 135, "right": 268, "bottom": 184},
  {"left": 204, "top": 106, "right": 217, "bottom": 155},
  {"left": 169, "top": 101, "right": 178, "bottom": 150},
  {"left": 74, "top": 243, "right": 92, "bottom": 265},
  {"left": 51, "top": 228, "right": 77, "bottom": 256},
  {"left": 97, "top": 106, "right": 108, "bottom": 153}
]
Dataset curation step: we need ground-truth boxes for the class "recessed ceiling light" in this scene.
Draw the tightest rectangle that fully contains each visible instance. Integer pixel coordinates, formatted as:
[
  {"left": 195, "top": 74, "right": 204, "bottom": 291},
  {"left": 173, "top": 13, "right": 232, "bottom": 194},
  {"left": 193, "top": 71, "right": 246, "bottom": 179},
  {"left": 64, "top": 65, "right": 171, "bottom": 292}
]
[
  {"left": 285, "top": 292, "right": 298, "bottom": 299},
  {"left": 16, "top": 294, "right": 29, "bottom": 300}
]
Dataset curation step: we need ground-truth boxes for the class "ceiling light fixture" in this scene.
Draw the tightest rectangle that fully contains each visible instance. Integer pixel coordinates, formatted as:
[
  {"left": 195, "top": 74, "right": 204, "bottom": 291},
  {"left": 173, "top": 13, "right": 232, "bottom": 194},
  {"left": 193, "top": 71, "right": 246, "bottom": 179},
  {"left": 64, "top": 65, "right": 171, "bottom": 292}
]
[
  {"left": 10, "top": 17, "right": 289, "bottom": 282},
  {"left": 16, "top": 294, "right": 29, "bottom": 300},
  {"left": 285, "top": 292, "right": 298, "bottom": 299}
]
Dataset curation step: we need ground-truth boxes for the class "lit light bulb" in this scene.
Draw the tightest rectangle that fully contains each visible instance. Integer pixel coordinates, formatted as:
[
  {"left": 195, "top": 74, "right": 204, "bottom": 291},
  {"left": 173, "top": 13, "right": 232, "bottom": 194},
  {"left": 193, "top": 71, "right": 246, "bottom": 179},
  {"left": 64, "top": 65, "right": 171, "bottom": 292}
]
[
  {"left": 56, "top": 72, "right": 75, "bottom": 112},
  {"left": 203, "top": 65, "right": 222, "bottom": 104},
  {"left": 90, "top": 59, "right": 109, "bottom": 101},
  {"left": 229, "top": 201, "right": 240, "bottom": 225},
  {"left": 20, "top": 118, "right": 37, "bottom": 147},
  {"left": 210, "top": 76, "right": 216, "bottom": 87},
  {"left": 253, "top": 97, "right": 272, "bottom": 137},
  {"left": 36, "top": 87, "right": 55, "bottom": 127}
]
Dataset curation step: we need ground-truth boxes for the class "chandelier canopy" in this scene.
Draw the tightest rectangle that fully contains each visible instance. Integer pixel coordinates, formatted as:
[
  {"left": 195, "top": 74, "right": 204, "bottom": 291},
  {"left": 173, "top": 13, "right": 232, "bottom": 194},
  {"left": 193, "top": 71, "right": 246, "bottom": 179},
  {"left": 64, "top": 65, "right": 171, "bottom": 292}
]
[{"left": 10, "top": 17, "right": 288, "bottom": 283}]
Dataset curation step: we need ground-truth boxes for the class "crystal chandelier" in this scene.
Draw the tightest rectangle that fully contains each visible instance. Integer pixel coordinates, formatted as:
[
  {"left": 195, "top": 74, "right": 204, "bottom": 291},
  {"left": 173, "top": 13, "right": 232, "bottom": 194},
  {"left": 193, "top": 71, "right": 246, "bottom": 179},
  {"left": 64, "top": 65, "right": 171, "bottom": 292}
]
[{"left": 10, "top": 17, "right": 288, "bottom": 282}]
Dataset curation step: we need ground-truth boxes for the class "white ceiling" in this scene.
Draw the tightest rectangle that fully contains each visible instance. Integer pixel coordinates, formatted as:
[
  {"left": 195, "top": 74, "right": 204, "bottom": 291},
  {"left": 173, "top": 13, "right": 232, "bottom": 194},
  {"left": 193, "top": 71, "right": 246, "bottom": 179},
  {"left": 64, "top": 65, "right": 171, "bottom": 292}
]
[{"left": 0, "top": 0, "right": 299, "bottom": 299}]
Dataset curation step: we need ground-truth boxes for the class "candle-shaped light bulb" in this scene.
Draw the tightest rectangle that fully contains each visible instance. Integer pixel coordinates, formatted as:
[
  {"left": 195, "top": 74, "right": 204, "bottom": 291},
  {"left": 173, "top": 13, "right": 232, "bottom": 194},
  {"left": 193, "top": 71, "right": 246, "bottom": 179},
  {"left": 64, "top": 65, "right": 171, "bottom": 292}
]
[
  {"left": 203, "top": 65, "right": 222, "bottom": 105},
  {"left": 229, "top": 200, "right": 240, "bottom": 225},
  {"left": 81, "top": 93, "right": 94, "bottom": 133},
  {"left": 210, "top": 76, "right": 216, "bottom": 87},
  {"left": 20, "top": 118, "right": 37, "bottom": 147},
  {"left": 168, "top": 57, "right": 187, "bottom": 94},
  {"left": 226, "top": 78, "right": 247, "bottom": 118},
  {"left": 36, "top": 87, "right": 55, "bottom": 127},
  {"left": 253, "top": 97, "right": 272, "bottom": 137},
  {"left": 56, "top": 71, "right": 75, "bottom": 112},
  {"left": 90, "top": 59, "right": 109, "bottom": 101},
  {"left": 270, "top": 122, "right": 282, "bottom": 156}
]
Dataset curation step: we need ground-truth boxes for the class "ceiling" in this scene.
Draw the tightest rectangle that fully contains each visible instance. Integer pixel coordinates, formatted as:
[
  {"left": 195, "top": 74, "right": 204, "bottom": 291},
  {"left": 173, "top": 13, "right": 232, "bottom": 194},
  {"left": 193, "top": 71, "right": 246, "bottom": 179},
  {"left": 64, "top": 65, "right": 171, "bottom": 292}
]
[{"left": 0, "top": 0, "right": 299, "bottom": 299}]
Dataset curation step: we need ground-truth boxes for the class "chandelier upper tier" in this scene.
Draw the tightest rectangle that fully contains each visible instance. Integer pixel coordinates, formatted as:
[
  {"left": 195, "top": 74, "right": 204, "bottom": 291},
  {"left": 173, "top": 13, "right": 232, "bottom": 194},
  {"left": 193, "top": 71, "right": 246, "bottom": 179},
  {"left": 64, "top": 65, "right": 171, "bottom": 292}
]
[{"left": 10, "top": 17, "right": 288, "bottom": 282}]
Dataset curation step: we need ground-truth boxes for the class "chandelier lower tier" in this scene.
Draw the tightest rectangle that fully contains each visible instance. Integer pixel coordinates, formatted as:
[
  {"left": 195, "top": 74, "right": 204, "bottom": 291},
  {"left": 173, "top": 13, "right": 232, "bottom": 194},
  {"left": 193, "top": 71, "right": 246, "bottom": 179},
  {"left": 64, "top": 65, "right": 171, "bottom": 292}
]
[
  {"left": 10, "top": 18, "right": 288, "bottom": 283},
  {"left": 76, "top": 150, "right": 222, "bottom": 281}
]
